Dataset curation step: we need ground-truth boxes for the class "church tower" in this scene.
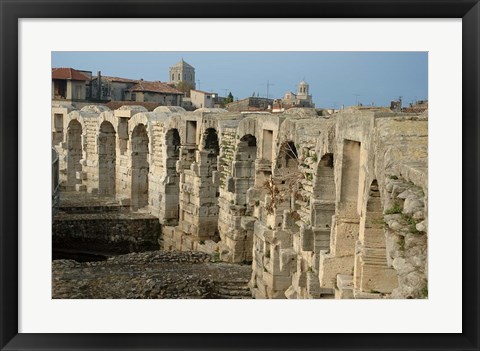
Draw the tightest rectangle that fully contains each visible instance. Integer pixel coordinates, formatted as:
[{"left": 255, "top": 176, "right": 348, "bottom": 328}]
[
  {"left": 169, "top": 59, "right": 196, "bottom": 89},
  {"left": 297, "top": 80, "right": 309, "bottom": 99},
  {"left": 295, "top": 80, "right": 314, "bottom": 107}
]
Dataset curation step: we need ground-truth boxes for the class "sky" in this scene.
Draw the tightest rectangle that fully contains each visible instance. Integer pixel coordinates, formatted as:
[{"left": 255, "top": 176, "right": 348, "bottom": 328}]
[{"left": 52, "top": 52, "right": 428, "bottom": 109}]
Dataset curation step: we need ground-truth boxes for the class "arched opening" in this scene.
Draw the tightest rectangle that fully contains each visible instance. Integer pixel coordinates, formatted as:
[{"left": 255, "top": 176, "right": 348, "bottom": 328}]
[
  {"left": 164, "top": 128, "right": 181, "bottom": 224},
  {"left": 131, "top": 124, "right": 149, "bottom": 211},
  {"left": 311, "top": 153, "right": 336, "bottom": 251},
  {"left": 203, "top": 128, "right": 219, "bottom": 176},
  {"left": 278, "top": 140, "right": 298, "bottom": 170},
  {"left": 276, "top": 140, "right": 300, "bottom": 213},
  {"left": 314, "top": 153, "right": 335, "bottom": 205},
  {"left": 233, "top": 134, "right": 257, "bottom": 206},
  {"left": 355, "top": 180, "right": 398, "bottom": 294},
  {"left": 319, "top": 140, "right": 361, "bottom": 291},
  {"left": 98, "top": 121, "right": 116, "bottom": 196},
  {"left": 66, "top": 119, "right": 82, "bottom": 190}
]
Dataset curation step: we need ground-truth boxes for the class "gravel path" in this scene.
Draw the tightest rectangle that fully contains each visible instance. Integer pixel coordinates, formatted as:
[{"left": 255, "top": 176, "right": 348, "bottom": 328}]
[{"left": 52, "top": 250, "right": 253, "bottom": 299}]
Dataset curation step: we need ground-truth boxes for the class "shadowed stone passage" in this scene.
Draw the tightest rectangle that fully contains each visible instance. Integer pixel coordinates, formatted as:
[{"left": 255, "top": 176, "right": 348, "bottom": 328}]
[
  {"left": 311, "top": 153, "right": 335, "bottom": 250},
  {"left": 319, "top": 140, "right": 362, "bottom": 294},
  {"left": 203, "top": 128, "right": 220, "bottom": 176},
  {"left": 163, "top": 129, "right": 181, "bottom": 225},
  {"left": 98, "top": 121, "right": 116, "bottom": 196},
  {"left": 234, "top": 134, "right": 257, "bottom": 206},
  {"left": 66, "top": 119, "right": 82, "bottom": 191},
  {"left": 131, "top": 124, "right": 149, "bottom": 210},
  {"left": 354, "top": 180, "right": 398, "bottom": 296},
  {"left": 217, "top": 134, "right": 258, "bottom": 263}
]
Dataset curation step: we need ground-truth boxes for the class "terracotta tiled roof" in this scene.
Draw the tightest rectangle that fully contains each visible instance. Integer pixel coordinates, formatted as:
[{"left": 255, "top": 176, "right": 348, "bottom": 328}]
[
  {"left": 129, "top": 81, "right": 183, "bottom": 95},
  {"left": 52, "top": 68, "right": 91, "bottom": 81},
  {"left": 93, "top": 76, "right": 139, "bottom": 84}
]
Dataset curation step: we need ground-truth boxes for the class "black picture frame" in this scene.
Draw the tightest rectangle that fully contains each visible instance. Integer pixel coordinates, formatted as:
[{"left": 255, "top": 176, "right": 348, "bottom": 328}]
[{"left": 1, "top": 1, "right": 479, "bottom": 350}]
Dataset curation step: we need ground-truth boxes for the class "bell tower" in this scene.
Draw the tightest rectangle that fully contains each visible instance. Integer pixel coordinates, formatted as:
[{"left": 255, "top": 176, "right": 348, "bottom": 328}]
[{"left": 169, "top": 59, "right": 196, "bottom": 89}]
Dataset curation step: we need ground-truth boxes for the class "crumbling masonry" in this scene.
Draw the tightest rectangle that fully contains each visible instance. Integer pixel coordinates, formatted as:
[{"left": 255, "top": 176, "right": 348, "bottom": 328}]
[{"left": 52, "top": 104, "right": 428, "bottom": 299}]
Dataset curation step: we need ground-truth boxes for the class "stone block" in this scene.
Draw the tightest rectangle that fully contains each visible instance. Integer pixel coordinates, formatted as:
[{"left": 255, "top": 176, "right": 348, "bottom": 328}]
[
  {"left": 300, "top": 225, "right": 314, "bottom": 251},
  {"left": 292, "top": 271, "right": 306, "bottom": 290},
  {"left": 335, "top": 274, "right": 354, "bottom": 299},
  {"left": 246, "top": 187, "right": 262, "bottom": 204},
  {"left": 116, "top": 197, "right": 129, "bottom": 206},
  {"left": 280, "top": 248, "right": 296, "bottom": 272},
  {"left": 87, "top": 187, "right": 98, "bottom": 195},
  {"left": 311, "top": 200, "right": 335, "bottom": 228},
  {"left": 263, "top": 271, "right": 291, "bottom": 291},
  {"left": 75, "top": 184, "right": 87, "bottom": 192},
  {"left": 306, "top": 271, "right": 321, "bottom": 298},
  {"left": 330, "top": 220, "right": 359, "bottom": 257},
  {"left": 241, "top": 216, "right": 256, "bottom": 231},
  {"left": 360, "top": 264, "right": 398, "bottom": 293},
  {"left": 319, "top": 251, "right": 354, "bottom": 289},
  {"left": 212, "top": 171, "right": 220, "bottom": 185},
  {"left": 76, "top": 171, "right": 87, "bottom": 180},
  {"left": 284, "top": 286, "right": 297, "bottom": 299}
]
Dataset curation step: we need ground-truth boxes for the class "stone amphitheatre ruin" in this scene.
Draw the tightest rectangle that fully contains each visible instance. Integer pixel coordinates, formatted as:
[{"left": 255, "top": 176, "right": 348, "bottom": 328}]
[{"left": 52, "top": 103, "right": 428, "bottom": 299}]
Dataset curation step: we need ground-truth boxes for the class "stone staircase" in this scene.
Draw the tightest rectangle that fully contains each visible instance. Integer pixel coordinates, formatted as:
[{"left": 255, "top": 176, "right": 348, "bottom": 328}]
[{"left": 213, "top": 278, "right": 253, "bottom": 299}]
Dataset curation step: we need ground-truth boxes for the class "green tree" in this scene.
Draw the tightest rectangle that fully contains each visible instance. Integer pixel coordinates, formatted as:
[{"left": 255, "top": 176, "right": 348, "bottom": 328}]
[
  {"left": 176, "top": 81, "right": 194, "bottom": 97},
  {"left": 225, "top": 92, "right": 234, "bottom": 104}
]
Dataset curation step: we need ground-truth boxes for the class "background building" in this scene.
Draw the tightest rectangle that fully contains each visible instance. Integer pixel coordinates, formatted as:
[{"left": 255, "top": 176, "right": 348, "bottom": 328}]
[
  {"left": 275, "top": 80, "right": 315, "bottom": 110},
  {"left": 51, "top": 68, "right": 92, "bottom": 101},
  {"left": 90, "top": 73, "right": 138, "bottom": 101},
  {"left": 169, "top": 59, "right": 196, "bottom": 89},
  {"left": 124, "top": 80, "right": 184, "bottom": 105},
  {"left": 190, "top": 90, "right": 215, "bottom": 109}
]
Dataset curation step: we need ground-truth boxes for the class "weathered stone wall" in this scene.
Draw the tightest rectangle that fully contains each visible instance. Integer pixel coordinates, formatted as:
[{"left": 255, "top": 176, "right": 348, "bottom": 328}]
[
  {"left": 53, "top": 212, "right": 160, "bottom": 254},
  {"left": 53, "top": 104, "right": 428, "bottom": 299}
]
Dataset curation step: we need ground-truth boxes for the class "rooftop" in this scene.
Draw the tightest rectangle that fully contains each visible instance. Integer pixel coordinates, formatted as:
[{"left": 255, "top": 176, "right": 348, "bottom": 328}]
[
  {"left": 128, "top": 81, "right": 184, "bottom": 95},
  {"left": 93, "top": 75, "right": 139, "bottom": 84},
  {"left": 52, "top": 68, "right": 91, "bottom": 81},
  {"left": 191, "top": 89, "right": 215, "bottom": 95},
  {"left": 170, "top": 58, "right": 194, "bottom": 70}
]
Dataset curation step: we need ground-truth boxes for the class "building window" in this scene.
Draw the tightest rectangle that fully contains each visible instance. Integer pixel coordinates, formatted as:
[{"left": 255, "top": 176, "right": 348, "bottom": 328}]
[
  {"left": 178, "top": 73, "right": 180, "bottom": 80},
  {"left": 172, "top": 74, "right": 174, "bottom": 81}
]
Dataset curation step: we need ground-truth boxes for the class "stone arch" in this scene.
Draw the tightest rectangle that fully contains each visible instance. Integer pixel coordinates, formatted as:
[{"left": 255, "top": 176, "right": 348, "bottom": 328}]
[
  {"left": 128, "top": 113, "right": 151, "bottom": 142},
  {"left": 66, "top": 119, "right": 83, "bottom": 190},
  {"left": 98, "top": 121, "right": 116, "bottom": 196},
  {"left": 63, "top": 112, "right": 86, "bottom": 142},
  {"left": 164, "top": 128, "right": 181, "bottom": 224},
  {"left": 131, "top": 124, "right": 149, "bottom": 210},
  {"left": 355, "top": 179, "right": 398, "bottom": 294},
  {"left": 98, "top": 112, "right": 118, "bottom": 135}
]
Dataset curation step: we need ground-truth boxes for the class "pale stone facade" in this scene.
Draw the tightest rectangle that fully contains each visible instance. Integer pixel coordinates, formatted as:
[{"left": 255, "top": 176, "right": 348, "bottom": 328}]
[
  {"left": 190, "top": 90, "right": 215, "bottom": 109},
  {"left": 52, "top": 104, "right": 428, "bottom": 299},
  {"left": 169, "top": 59, "right": 196, "bottom": 88}
]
